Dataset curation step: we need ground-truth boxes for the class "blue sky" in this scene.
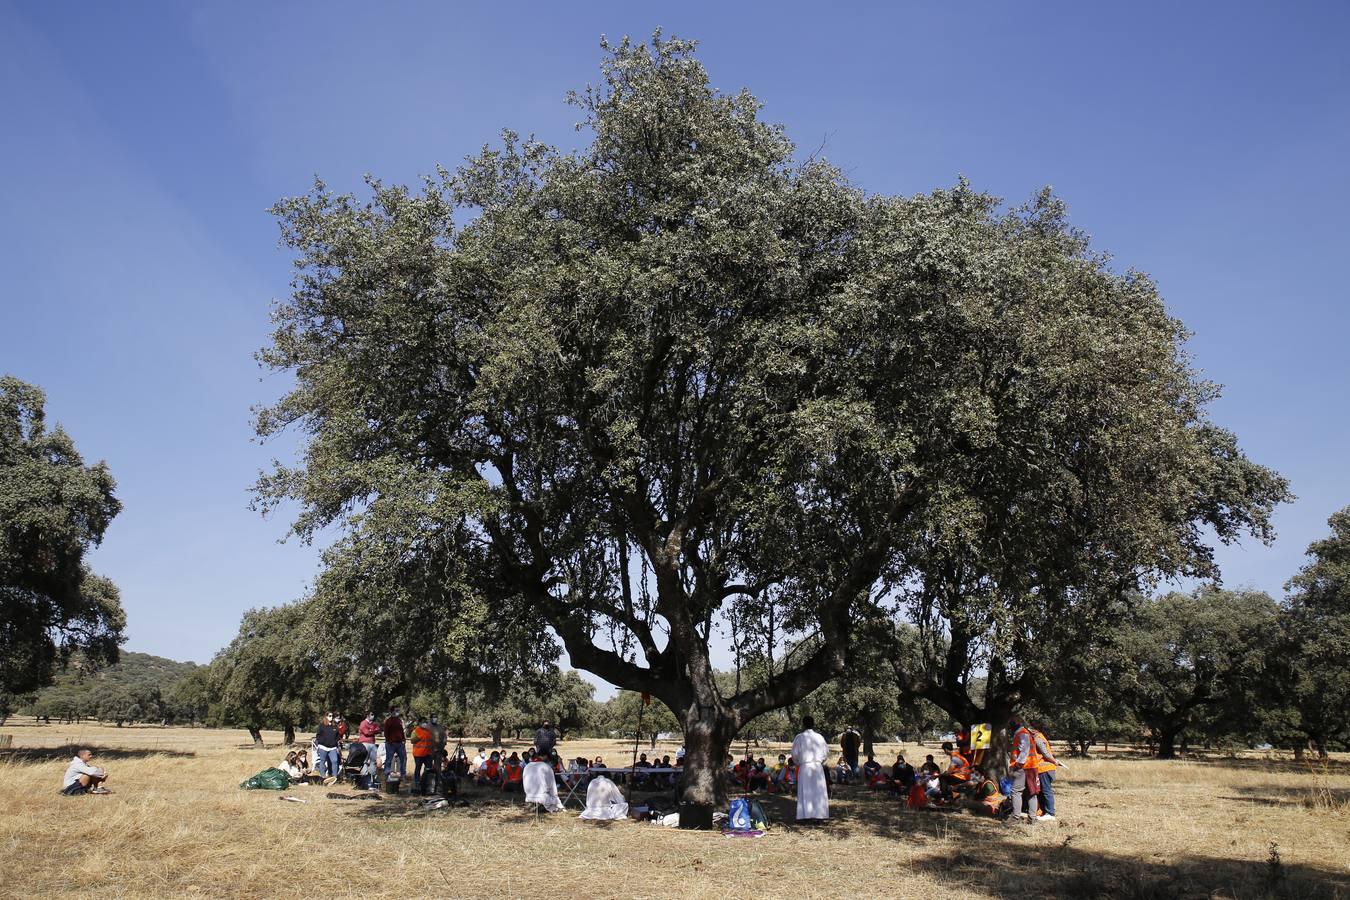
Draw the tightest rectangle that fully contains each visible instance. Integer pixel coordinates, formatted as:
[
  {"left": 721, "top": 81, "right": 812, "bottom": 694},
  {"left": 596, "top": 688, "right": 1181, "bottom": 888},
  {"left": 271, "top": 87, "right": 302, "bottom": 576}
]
[{"left": 2, "top": 1, "right": 1347, "bottom": 684}]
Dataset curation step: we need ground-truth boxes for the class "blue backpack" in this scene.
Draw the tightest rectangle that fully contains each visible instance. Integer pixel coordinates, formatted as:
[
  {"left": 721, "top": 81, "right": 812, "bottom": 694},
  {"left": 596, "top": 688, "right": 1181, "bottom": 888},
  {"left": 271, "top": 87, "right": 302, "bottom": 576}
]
[{"left": 728, "top": 797, "right": 770, "bottom": 831}]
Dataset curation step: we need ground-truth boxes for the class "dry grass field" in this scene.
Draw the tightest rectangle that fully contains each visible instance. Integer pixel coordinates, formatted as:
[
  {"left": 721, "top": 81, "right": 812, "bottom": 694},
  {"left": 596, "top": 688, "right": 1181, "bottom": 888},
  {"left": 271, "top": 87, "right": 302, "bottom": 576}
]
[{"left": 1, "top": 719, "right": 1347, "bottom": 899}]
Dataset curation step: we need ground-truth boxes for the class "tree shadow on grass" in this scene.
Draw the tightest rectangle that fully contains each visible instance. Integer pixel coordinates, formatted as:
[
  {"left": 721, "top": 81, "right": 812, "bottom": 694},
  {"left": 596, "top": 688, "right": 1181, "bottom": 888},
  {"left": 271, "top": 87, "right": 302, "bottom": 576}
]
[
  {"left": 1148, "top": 755, "right": 1350, "bottom": 775},
  {"left": 799, "top": 787, "right": 1350, "bottom": 899},
  {"left": 911, "top": 838, "right": 1348, "bottom": 900},
  {"left": 0, "top": 744, "right": 196, "bottom": 763},
  {"left": 1218, "top": 783, "right": 1350, "bottom": 810}
]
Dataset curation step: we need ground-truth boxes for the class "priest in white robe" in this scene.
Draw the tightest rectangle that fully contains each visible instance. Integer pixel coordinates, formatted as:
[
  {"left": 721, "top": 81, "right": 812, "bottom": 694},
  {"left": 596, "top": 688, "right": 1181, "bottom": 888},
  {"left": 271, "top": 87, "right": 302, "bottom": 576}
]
[
  {"left": 523, "top": 757, "right": 564, "bottom": 812},
  {"left": 578, "top": 775, "right": 629, "bottom": 821},
  {"left": 791, "top": 716, "right": 830, "bottom": 823}
]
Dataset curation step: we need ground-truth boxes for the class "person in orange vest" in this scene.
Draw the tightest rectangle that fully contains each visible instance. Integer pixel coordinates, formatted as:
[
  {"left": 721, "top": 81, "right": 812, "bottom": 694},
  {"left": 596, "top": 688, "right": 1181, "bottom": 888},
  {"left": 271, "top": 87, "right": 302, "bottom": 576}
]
[
  {"left": 1029, "top": 720, "right": 1061, "bottom": 821},
  {"left": 939, "top": 740, "right": 972, "bottom": 799},
  {"left": 410, "top": 715, "right": 435, "bottom": 795},
  {"left": 965, "top": 766, "right": 1006, "bottom": 817},
  {"left": 501, "top": 752, "right": 524, "bottom": 793},
  {"left": 1007, "top": 715, "right": 1041, "bottom": 822}
]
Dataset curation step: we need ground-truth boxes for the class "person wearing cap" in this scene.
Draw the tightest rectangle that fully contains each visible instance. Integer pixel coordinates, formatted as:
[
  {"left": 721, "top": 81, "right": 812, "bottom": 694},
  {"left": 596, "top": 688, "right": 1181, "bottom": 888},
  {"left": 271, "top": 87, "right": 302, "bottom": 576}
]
[{"left": 61, "top": 748, "right": 109, "bottom": 795}]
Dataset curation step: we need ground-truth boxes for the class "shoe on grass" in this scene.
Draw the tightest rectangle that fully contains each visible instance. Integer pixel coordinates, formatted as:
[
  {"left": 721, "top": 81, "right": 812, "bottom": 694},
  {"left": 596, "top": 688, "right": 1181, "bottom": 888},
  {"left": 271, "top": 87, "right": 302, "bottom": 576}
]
[
  {"left": 90, "top": 787, "right": 112, "bottom": 795},
  {"left": 1038, "top": 814, "right": 1056, "bottom": 821}
]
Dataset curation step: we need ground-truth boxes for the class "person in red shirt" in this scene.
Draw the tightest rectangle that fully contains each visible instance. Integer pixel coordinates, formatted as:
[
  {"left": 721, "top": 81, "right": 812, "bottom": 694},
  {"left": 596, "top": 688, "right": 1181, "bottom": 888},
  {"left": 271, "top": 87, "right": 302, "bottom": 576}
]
[
  {"left": 356, "top": 713, "right": 382, "bottom": 783},
  {"left": 382, "top": 706, "right": 406, "bottom": 783}
]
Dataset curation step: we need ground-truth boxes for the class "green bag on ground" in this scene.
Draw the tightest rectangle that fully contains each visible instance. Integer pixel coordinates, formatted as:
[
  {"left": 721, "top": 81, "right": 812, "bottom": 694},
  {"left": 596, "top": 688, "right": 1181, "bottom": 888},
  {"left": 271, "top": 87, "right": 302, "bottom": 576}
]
[{"left": 240, "top": 767, "right": 291, "bottom": 790}]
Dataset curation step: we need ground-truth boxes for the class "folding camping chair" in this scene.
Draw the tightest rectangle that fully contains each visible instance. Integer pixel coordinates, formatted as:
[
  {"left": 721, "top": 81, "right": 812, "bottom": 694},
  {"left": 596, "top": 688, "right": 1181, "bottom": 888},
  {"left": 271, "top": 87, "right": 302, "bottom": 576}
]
[{"left": 342, "top": 743, "right": 379, "bottom": 790}]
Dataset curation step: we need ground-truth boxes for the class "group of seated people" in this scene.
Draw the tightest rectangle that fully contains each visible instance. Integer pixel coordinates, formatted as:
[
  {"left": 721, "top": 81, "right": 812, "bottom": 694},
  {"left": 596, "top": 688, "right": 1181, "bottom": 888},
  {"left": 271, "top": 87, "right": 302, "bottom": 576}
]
[
  {"left": 727, "top": 752, "right": 804, "bottom": 793},
  {"left": 279, "top": 749, "right": 317, "bottom": 783}
]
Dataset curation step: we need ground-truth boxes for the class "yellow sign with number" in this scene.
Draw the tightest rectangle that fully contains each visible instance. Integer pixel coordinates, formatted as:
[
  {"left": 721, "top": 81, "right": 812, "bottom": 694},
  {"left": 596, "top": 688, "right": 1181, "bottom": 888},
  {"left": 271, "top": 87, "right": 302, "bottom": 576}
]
[{"left": 971, "top": 723, "right": 992, "bottom": 749}]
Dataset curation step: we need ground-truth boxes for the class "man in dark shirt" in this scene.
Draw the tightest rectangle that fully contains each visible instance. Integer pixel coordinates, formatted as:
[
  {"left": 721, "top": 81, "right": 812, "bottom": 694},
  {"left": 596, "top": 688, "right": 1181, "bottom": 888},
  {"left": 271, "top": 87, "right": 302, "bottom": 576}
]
[
  {"left": 839, "top": 727, "right": 862, "bottom": 779},
  {"left": 890, "top": 754, "right": 915, "bottom": 794},
  {"left": 534, "top": 720, "right": 558, "bottom": 757},
  {"left": 383, "top": 706, "right": 407, "bottom": 783}
]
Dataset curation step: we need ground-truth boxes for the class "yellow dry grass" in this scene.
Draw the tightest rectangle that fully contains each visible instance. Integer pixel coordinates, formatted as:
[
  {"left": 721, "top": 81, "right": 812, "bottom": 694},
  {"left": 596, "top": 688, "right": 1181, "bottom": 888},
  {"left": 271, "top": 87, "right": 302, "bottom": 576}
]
[{"left": 2, "top": 719, "right": 1348, "bottom": 899}]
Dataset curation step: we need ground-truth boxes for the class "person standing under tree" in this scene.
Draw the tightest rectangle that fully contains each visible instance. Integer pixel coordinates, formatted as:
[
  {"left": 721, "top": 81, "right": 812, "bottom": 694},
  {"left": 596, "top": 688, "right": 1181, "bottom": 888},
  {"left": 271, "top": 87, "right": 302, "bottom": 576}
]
[
  {"left": 1007, "top": 715, "right": 1040, "bottom": 822},
  {"left": 411, "top": 716, "right": 435, "bottom": 794},
  {"left": 1030, "top": 721, "right": 1060, "bottom": 821},
  {"left": 358, "top": 712, "right": 382, "bottom": 776},
  {"left": 791, "top": 716, "right": 830, "bottom": 824},
  {"left": 534, "top": 719, "right": 558, "bottom": 758},
  {"left": 382, "top": 706, "right": 406, "bottom": 783},
  {"left": 840, "top": 725, "right": 862, "bottom": 779}
]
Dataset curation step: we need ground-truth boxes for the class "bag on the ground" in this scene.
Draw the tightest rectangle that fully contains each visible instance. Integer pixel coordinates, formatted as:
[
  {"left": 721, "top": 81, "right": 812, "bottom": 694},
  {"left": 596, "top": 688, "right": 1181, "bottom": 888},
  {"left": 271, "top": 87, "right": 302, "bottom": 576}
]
[
  {"left": 728, "top": 797, "right": 752, "bottom": 831},
  {"left": 240, "top": 767, "right": 291, "bottom": 790},
  {"left": 748, "top": 798, "right": 770, "bottom": 831}
]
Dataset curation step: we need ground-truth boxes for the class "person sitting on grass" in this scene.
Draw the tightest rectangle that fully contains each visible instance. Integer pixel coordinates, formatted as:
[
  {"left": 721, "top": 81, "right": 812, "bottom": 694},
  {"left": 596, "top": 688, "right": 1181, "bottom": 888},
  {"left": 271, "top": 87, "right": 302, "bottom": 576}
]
[
  {"left": 294, "top": 750, "right": 317, "bottom": 782},
  {"left": 862, "top": 753, "right": 883, "bottom": 787},
  {"left": 280, "top": 750, "right": 304, "bottom": 782},
  {"left": 833, "top": 755, "right": 851, "bottom": 785},
  {"left": 563, "top": 755, "right": 583, "bottom": 786},
  {"left": 478, "top": 750, "right": 502, "bottom": 785},
  {"left": 502, "top": 752, "right": 524, "bottom": 793},
  {"left": 889, "top": 754, "right": 915, "bottom": 794},
  {"left": 939, "top": 741, "right": 973, "bottom": 800},
  {"left": 747, "top": 758, "right": 769, "bottom": 792},
  {"left": 61, "top": 749, "right": 109, "bottom": 795},
  {"left": 965, "top": 767, "right": 1006, "bottom": 817},
  {"left": 767, "top": 754, "right": 787, "bottom": 791}
]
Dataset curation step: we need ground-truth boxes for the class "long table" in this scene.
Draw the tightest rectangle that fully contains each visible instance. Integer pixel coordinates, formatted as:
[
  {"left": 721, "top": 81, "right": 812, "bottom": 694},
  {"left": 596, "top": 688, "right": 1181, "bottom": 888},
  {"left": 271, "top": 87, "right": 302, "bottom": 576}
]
[{"left": 555, "top": 766, "right": 683, "bottom": 807}]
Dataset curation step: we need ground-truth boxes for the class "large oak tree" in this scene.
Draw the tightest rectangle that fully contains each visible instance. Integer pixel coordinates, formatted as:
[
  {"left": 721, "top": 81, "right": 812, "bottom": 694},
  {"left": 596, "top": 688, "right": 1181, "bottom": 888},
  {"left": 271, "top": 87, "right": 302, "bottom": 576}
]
[
  {"left": 255, "top": 35, "right": 1286, "bottom": 824},
  {"left": 1, "top": 376, "right": 125, "bottom": 697}
]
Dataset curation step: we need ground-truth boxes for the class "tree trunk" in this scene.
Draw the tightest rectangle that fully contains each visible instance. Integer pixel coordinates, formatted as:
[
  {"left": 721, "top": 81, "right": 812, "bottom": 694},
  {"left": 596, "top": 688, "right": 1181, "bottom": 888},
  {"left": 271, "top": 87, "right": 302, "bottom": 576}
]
[
  {"left": 1157, "top": 728, "right": 1177, "bottom": 759},
  {"left": 862, "top": 717, "right": 876, "bottom": 758},
  {"left": 1293, "top": 744, "right": 1305, "bottom": 762},
  {"left": 677, "top": 712, "right": 734, "bottom": 831},
  {"left": 649, "top": 732, "right": 659, "bottom": 750},
  {"left": 247, "top": 725, "right": 264, "bottom": 748},
  {"left": 283, "top": 723, "right": 296, "bottom": 746},
  {"left": 985, "top": 724, "right": 1012, "bottom": 780},
  {"left": 490, "top": 725, "right": 503, "bottom": 746}
]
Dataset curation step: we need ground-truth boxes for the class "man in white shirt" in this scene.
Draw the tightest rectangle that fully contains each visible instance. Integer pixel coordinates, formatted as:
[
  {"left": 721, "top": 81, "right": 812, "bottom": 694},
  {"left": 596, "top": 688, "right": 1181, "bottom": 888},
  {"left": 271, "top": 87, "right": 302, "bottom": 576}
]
[
  {"left": 791, "top": 716, "right": 829, "bottom": 823},
  {"left": 62, "top": 749, "right": 109, "bottom": 795}
]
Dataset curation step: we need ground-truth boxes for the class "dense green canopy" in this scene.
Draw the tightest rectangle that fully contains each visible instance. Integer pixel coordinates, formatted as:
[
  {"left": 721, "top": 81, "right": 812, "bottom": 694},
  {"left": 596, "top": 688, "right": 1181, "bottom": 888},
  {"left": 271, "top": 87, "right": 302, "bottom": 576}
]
[
  {"left": 1, "top": 376, "right": 125, "bottom": 696},
  {"left": 254, "top": 35, "right": 1288, "bottom": 817}
]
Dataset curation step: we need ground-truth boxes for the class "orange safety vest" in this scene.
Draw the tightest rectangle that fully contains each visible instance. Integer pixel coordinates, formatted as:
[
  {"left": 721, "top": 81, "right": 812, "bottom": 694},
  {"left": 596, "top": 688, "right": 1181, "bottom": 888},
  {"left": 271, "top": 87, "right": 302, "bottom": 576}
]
[
  {"left": 1031, "top": 729, "right": 1057, "bottom": 773},
  {"left": 485, "top": 760, "right": 500, "bottom": 778},
  {"left": 505, "top": 762, "right": 523, "bottom": 783},
  {"left": 1011, "top": 726, "right": 1041, "bottom": 771},
  {"left": 411, "top": 726, "right": 434, "bottom": 758},
  {"left": 948, "top": 751, "right": 972, "bottom": 780}
]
